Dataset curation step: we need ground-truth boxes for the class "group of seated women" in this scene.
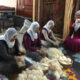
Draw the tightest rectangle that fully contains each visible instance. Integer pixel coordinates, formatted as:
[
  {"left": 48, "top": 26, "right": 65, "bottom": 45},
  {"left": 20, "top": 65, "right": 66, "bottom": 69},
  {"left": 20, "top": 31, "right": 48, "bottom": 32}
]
[
  {"left": 0, "top": 10, "right": 80, "bottom": 77},
  {"left": 0, "top": 20, "right": 58, "bottom": 76}
]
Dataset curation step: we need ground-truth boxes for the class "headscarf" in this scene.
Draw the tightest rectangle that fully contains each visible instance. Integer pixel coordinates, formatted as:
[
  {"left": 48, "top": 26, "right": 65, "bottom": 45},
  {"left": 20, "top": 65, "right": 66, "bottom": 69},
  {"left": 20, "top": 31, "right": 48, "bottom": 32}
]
[
  {"left": 23, "top": 19, "right": 31, "bottom": 27},
  {"left": 0, "top": 28, "right": 17, "bottom": 48},
  {"left": 75, "top": 10, "right": 80, "bottom": 15},
  {"left": 74, "top": 22, "right": 80, "bottom": 32},
  {"left": 27, "top": 22, "right": 40, "bottom": 41},
  {"left": 19, "top": 19, "right": 31, "bottom": 33},
  {"left": 74, "top": 10, "right": 80, "bottom": 31},
  {"left": 43, "top": 20, "right": 55, "bottom": 33}
]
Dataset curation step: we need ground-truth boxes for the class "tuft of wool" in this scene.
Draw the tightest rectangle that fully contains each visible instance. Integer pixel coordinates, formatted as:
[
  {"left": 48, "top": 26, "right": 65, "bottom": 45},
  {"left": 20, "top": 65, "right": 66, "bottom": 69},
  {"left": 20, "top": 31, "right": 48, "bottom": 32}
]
[
  {"left": 17, "top": 69, "right": 48, "bottom": 80},
  {"left": 47, "top": 48, "right": 64, "bottom": 59},
  {"left": 47, "top": 48, "right": 72, "bottom": 65},
  {"left": 17, "top": 56, "right": 26, "bottom": 67}
]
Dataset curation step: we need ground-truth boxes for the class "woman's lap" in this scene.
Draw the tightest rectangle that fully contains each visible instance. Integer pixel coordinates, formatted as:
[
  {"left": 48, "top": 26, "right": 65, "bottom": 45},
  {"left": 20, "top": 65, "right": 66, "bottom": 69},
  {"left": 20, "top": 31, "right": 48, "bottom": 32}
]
[
  {"left": 26, "top": 51, "right": 42, "bottom": 62},
  {"left": 64, "top": 36, "right": 80, "bottom": 52},
  {"left": 0, "top": 61, "right": 18, "bottom": 75}
]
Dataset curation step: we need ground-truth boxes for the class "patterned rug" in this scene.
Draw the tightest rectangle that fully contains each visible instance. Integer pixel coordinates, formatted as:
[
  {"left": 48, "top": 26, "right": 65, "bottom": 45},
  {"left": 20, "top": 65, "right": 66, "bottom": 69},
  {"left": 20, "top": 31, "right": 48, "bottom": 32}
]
[
  {"left": 63, "top": 68, "right": 80, "bottom": 80},
  {"left": 58, "top": 47, "right": 80, "bottom": 80}
]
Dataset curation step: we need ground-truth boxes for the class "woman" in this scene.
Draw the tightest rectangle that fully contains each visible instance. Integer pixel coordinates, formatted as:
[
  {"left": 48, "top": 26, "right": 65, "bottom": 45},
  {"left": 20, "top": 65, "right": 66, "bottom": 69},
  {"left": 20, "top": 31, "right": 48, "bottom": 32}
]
[
  {"left": 23, "top": 22, "right": 45, "bottom": 62},
  {"left": 40, "top": 20, "right": 58, "bottom": 48},
  {"left": 69, "top": 10, "right": 80, "bottom": 30},
  {"left": 19, "top": 19, "right": 31, "bottom": 34},
  {"left": 64, "top": 10, "right": 80, "bottom": 52},
  {"left": 0, "top": 28, "right": 33, "bottom": 76}
]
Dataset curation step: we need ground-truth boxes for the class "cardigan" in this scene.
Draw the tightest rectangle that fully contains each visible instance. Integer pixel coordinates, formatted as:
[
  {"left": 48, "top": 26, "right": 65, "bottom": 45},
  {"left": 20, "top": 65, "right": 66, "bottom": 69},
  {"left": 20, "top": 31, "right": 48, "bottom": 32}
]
[
  {"left": 23, "top": 32, "right": 42, "bottom": 52},
  {"left": 0, "top": 39, "right": 20, "bottom": 62}
]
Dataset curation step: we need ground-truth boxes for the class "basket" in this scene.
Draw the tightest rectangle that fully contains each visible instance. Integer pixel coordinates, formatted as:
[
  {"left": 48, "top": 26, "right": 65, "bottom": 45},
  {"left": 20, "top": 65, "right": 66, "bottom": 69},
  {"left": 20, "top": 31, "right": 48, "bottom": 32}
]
[{"left": 60, "top": 60, "right": 73, "bottom": 68}]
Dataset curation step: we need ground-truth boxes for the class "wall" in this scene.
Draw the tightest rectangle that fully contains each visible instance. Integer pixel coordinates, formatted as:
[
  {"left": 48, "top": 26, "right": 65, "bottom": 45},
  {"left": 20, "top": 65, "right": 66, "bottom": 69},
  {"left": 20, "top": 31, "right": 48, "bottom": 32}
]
[{"left": 0, "top": 0, "right": 17, "bottom": 8}]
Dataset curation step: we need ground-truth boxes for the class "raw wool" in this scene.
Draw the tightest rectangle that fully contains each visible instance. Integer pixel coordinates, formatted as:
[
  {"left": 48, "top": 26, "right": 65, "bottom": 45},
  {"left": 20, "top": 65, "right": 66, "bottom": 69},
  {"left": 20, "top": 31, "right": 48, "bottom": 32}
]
[
  {"left": 53, "top": 70, "right": 61, "bottom": 80},
  {"left": 17, "top": 61, "right": 26, "bottom": 68},
  {"left": 16, "top": 55, "right": 67, "bottom": 80},
  {"left": 41, "top": 58, "right": 66, "bottom": 77},
  {"left": 47, "top": 48, "right": 72, "bottom": 65},
  {"left": 17, "top": 56, "right": 26, "bottom": 68},
  {"left": 42, "top": 48, "right": 72, "bottom": 79},
  {"left": 16, "top": 56, "right": 66, "bottom": 80},
  {"left": 41, "top": 57, "right": 62, "bottom": 69},
  {"left": 59, "top": 56, "right": 72, "bottom": 65},
  {"left": 35, "top": 57, "right": 63, "bottom": 72},
  {"left": 47, "top": 48, "right": 64, "bottom": 59},
  {"left": 48, "top": 70, "right": 67, "bottom": 80},
  {"left": 17, "top": 55, "right": 49, "bottom": 71},
  {"left": 34, "top": 62, "right": 49, "bottom": 71},
  {"left": 24, "top": 56, "right": 49, "bottom": 71},
  {"left": 17, "top": 69, "right": 48, "bottom": 80},
  {"left": 40, "top": 57, "right": 67, "bottom": 80}
]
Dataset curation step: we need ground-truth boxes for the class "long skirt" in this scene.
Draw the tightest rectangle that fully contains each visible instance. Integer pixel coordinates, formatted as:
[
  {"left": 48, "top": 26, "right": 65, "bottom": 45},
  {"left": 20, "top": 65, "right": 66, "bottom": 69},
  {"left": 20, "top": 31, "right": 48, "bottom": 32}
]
[{"left": 64, "top": 36, "right": 80, "bottom": 52}]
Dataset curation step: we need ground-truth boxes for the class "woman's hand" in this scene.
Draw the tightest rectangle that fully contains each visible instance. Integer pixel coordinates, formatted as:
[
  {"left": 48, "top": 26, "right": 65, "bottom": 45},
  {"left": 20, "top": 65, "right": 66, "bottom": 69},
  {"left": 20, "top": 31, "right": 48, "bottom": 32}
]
[
  {"left": 41, "top": 46, "right": 44, "bottom": 48},
  {"left": 36, "top": 50, "right": 42, "bottom": 54},
  {"left": 72, "top": 23, "right": 76, "bottom": 27},
  {"left": 53, "top": 42, "right": 58, "bottom": 46},
  {"left": 20, "top": 48, "right": 26, "bottom": 54},
  {"left": 71, "top": 34, "right": 74, "bottom": 39},
  {"left": 77, "top": 19, "right": 80, "bottom": 23},
  {"left": 14, "top": 56, "right": 23, "bottom": 62},
  {"left": 37, "top": 50, "right": 46, "bottom": 55},
  {"left": 36, "top": 50, "right": 48, "bottom": 57},
  {"left": 29, "top": 65, "right": 38, "bottom": 70}
]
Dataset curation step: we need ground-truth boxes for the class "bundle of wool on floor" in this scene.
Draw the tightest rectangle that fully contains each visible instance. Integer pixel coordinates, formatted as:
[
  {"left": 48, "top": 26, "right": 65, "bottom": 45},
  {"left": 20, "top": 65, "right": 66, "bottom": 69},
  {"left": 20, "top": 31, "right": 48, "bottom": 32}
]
[
  {"left": 17, "top": 69, "right": 48, "bottom": 80},
  {"left": 41, "top": 57, "right": 67, "bottom": 80},
  {"left": 45, "top": 48, "right": 72, "bottom": 66}
]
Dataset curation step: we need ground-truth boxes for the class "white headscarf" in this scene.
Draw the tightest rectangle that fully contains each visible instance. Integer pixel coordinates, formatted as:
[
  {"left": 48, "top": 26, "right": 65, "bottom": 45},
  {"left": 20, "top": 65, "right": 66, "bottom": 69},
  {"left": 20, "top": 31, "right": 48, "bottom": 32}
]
[
  {"left": 0, "top": 28, "right": 17, "bottom": 48},
  {"left": 75, "top": 10, "right": 80, "bottom": 15},
  {"left": 74, "top": 23, "right": 80, "bottom": 32},
  {"left": 27, "top": 22, "right": 40, "bottom": 41},
  {"left": 19, "top": 19, "right": 31, "bottom": 33},
  {"left": 44, "top": 20, "right": 55, "bottom": 33},
  {"left": 23, "top": 19, "right": 31, "bottom": 27}
]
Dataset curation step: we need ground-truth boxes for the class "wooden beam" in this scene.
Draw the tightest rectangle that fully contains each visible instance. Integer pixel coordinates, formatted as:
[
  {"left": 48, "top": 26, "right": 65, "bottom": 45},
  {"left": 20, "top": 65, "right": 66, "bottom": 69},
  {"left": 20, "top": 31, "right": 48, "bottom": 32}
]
[
  {"left": 75, "top": 0, "right": 80, "bottom": 12},
  {"left": 63, "top": 0, "right": 74, "bottom": 40},
  {"left": 38, "top": 0, "right": 40, "bottom": 22},
  {"left": 33, "top": 0, "right": 36, "bottom": 22}
]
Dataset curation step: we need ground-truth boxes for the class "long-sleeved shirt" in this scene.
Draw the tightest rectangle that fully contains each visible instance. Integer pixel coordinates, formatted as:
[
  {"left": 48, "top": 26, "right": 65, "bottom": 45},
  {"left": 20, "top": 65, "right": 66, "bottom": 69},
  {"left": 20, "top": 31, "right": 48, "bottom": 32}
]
[
  {"left": 0, "top": 39, "right": 20, "bottom": 62},
  {"left": 23, "top": 33, "right": 42, "bottom": 52},
  {"left": 40, "top": 28, "right": 56, "bottom": 44}
]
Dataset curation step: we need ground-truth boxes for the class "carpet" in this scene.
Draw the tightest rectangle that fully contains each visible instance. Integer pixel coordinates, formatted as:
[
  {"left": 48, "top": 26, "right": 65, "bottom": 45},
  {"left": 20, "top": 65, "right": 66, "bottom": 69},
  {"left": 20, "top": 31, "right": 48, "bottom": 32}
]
[{"left": 63, "top": 68, "right": 80, "bottom": 80}]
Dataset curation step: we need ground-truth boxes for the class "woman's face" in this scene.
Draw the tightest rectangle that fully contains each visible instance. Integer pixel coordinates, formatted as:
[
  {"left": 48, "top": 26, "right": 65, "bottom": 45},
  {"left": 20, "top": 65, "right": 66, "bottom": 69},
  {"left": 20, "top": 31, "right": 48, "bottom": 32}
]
[
  {"left": 34, "top": 27, "right": 40, "bottom": 33},
  {"left": 75, "top": 14, "right": 80, "bottom": 19},
  {"left": 50, "top": 25, "right": 54, "bottom": 30},
  {"left": 10, "top": 35, "right": 17, "bottom": 42}
]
